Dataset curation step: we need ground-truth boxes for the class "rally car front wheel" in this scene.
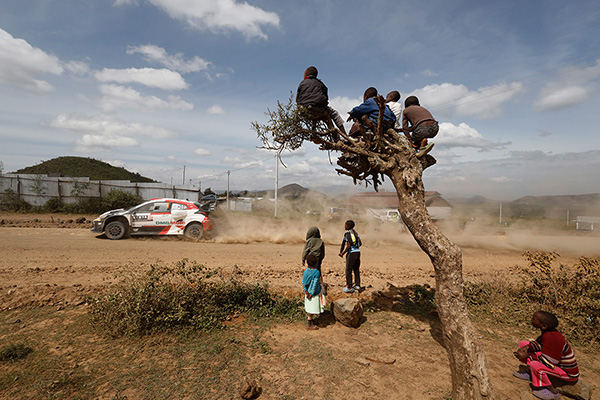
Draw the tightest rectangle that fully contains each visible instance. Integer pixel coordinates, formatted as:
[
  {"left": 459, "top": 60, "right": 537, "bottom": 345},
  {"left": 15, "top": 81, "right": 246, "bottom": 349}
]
[
  {"left": 184, "top": 223, "right": 204, "bottom": 240},
  {"left": 105, "top": 220, "right": 127, "bottom": 240}
]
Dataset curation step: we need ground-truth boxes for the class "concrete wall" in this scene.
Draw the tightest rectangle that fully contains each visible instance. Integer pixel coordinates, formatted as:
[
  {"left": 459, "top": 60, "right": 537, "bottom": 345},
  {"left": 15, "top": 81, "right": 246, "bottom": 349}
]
[{"left": 1, "top": 174, "right": 202, "bottom": 206}]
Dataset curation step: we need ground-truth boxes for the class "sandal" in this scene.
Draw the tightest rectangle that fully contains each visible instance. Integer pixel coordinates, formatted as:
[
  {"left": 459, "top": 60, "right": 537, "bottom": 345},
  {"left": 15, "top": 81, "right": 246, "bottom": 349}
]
[
  {"left": 532, "top": 388, "right": 561, "bottom": 400},
  {"left": 512, "top": 370, "right": 531, "bottom": 381}
]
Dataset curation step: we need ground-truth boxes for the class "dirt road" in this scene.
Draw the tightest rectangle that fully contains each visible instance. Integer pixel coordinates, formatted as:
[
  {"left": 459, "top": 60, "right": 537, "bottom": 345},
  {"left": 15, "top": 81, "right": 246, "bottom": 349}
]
[{"left": 1, "top": 212, "right": 596, "bottom": 310}]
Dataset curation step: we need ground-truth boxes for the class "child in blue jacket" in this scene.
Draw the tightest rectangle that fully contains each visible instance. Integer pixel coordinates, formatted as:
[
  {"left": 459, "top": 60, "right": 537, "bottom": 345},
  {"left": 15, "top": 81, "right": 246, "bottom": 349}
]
[{"left": 302, "top": 253, "right": 323, "bottom": 330}]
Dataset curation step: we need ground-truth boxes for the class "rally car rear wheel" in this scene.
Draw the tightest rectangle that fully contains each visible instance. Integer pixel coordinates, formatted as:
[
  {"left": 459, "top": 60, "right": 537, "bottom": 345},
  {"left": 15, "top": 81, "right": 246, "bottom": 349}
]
[
  {"left": 184, "top": 223, "right": 204, "bottom": 240},
  {"left": 105, "top": 220, "right": 127, "bottom": 240}
]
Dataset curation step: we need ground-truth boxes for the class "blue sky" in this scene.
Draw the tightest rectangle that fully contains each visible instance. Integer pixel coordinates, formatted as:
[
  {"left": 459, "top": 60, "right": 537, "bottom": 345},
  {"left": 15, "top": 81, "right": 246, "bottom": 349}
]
[{"left": 1, "top": 0, "right": 599, "bottom": 200}]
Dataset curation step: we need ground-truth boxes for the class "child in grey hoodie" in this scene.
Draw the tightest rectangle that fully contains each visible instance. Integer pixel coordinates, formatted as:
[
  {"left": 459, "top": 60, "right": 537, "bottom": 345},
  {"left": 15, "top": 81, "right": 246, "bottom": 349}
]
[{"left": 302, "top": 226, "right": 326, "bottom": 294}]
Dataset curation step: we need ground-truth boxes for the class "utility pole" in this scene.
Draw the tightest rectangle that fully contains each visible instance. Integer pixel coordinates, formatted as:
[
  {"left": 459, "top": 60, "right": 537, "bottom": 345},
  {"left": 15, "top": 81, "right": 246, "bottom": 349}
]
[
  {"left": 227, "top": 170, "right": 230, "bottom": 210},
  {"left": 275, "top": 151, "right": 280, "bottom": 218},
  {"left": 499, "top": 202, "right": 503, "bottom": 224},
  {"left": 182, "top": 165, "right": 186, "bottom": 185},
  {"left": 566, "top": 209, "right": 570, "bottom": 226}
]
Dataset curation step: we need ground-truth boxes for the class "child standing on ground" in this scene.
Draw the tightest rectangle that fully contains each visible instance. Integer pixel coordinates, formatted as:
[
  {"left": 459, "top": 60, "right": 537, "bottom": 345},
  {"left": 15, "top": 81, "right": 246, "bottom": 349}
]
[
  {"left": 302, "top": 254, "right": 323, "bottom": 330},
  {"left": 401, "top": 95, "right": 438, "bottom": 158},
  {"left": 302, "top": 226, "right": 326, "bottom": 294},
  {"left": 513, "top": 310, "right": 579, "bottom": 400},
  {"left": 338, "top": 220, "right": 361, "bottom": 293}
]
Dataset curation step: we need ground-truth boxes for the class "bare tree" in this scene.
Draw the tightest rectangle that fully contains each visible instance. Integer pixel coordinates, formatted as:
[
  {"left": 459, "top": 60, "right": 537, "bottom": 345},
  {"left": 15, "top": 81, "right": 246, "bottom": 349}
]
[{"left": 252, "top": 94, "right": 495, "bottom": 399}]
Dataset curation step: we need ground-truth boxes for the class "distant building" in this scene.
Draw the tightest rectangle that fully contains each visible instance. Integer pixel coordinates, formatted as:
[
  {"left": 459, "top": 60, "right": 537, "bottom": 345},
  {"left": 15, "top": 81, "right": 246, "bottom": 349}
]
[
  {"left": 576, "top": 216, "right": 600, "bottom": 231},
  {"left": 345, "top": 191, "right": 453, "bottom": 220}
]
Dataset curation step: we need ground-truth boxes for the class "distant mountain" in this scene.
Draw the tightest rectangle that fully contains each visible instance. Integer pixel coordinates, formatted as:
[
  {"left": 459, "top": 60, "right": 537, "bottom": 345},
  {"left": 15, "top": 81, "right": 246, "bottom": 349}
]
[
  {"left": 511, "top": 193, "right": 600, "bottom": 217},
  {"left": 12, "top": 156, "right": 156, "bottom": 182},
  {"left": 512, "top": 193, "right": 600, "bottom": 207}
]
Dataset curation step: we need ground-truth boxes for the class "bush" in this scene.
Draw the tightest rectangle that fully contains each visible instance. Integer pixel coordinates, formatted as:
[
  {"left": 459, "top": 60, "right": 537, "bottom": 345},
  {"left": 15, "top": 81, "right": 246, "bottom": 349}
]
[
  {"left": 0, "top": 343, "right": 33, "bottom": 361},
  {"left": 88, "top": 259, "right": 302, "bottom": 337},
  {"left": 43, "top": 197, "right": 62, "bottom": 212},
  {"left": 0, "top": 188, "right": 31, "bottom": 211},
  {"left": 101, "top": 189, "right": 141, "bottom": 212},
  {"left": 465, "top": 251, "right": 600, "bottom": 345}
]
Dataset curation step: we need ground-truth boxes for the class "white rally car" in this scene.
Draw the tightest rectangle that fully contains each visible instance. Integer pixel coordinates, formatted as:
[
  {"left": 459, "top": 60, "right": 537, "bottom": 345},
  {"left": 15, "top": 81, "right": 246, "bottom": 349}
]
[{"left": 91, "top": 198, "right": 214, "bottom": 240}]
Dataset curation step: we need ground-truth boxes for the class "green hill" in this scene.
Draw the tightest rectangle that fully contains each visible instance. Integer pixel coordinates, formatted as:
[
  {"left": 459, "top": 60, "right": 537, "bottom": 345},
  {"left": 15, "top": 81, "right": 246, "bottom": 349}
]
[{"left": 12, "top": 156, "right": 156, "bottom": 182}]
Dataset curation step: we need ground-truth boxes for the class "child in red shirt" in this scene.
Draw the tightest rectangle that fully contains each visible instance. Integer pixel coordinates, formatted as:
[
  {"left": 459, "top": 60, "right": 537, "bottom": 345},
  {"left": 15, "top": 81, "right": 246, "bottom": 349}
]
[{"left": 513, "top": 310, "right": 579, "bottom": 400}]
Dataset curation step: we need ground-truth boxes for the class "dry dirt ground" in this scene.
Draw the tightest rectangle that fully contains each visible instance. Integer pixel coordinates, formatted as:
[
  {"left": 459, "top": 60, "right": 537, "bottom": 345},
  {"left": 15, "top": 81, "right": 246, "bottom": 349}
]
[{"left": 1, "top": 211, "right": 599, "bottom": 399}]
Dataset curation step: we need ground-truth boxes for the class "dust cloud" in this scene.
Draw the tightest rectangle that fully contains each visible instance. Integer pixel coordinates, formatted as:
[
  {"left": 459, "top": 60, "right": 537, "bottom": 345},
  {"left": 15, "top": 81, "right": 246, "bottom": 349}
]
[{"left": 209, "top": 203, "right": 599, "bottom": 257}]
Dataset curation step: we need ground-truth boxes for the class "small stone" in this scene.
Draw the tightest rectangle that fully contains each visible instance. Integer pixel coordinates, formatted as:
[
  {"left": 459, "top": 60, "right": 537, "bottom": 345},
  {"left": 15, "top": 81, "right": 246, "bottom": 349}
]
[
  {"left": 239, "top": 377, "right": 262, "bottom": 399},
  {"left": 355, "top": 357, "right": 370, "bottom": 366}
]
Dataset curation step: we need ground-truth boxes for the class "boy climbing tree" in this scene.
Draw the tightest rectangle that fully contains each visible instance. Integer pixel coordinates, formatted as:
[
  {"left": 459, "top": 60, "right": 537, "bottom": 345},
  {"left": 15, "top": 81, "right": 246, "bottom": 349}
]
[{"left": 252, "top": 94, "right": 495, "bottom": 400}]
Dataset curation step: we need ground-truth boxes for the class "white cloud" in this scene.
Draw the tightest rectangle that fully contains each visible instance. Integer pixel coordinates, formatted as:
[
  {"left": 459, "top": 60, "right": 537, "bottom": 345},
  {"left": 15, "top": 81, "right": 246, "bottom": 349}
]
[
  {"left": 102, "top": 159, "right": 127, "bottom": 168},
  {"left": 0, "top": 28, "right": 63, "bottom": 92},
  {"left": 534, "top": 59, "right": 600, "bottom": 111},
  {"left": 46, "top": 113, "right": 180, "bottom": 151},
  {"left": 113, "top": 0, "right": 138, "bottom": 6},
  {"left": 329, "top": 96, "right": 362, "bottom": 115},
  {"left": 92, "top": 84, "right": 193, "bottom": 112},
  {"left": 166, "top": 155, "right": 186, "bottom": 163},
  {"left": 64, "top": 61, "right": 91, "bottom": 76},
  {"left": 76, "top": 134, "right": 139, "bottom": 151},
  {"left": 421, "top": 69, "right": 439, "bottom": 77},
  {"left": 534, "top": 85, "right": 591, "bottom": 111},
  {"left": 414, "top": 82, "right": 524, "bottom": 119},
  {"left": 280, "top": 147, "right": 307, "bottom": 158},
  {"left": 148, "top": 0, "right": 280, "bottom": 40},
  {"left": 94, "top": 67, "right": 188, "bottom": 90},
  {"left": 207, "top": 104, "right": 225, "bottom": 114},
  {"left": 222, "top": 155, "right": 243, "bottom": 164},
  {"left": 126, "top": 44, "right": 210, "bottom": 73},
  {"left": 194, "top": 148, "right": 212, "bottom": 156},
  {"left": 436, "top": 122, "right": 510, "bottom": 149}
]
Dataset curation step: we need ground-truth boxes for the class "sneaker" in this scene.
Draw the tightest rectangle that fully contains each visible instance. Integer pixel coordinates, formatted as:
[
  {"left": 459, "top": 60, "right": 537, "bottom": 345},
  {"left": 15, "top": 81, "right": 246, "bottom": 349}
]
[
  {"left": 532, "top": 388, "right": 561, "bottom": 400},
  {"left": 354, "top": 285, "right": 361, "bottom": 291},
  {"left": 343, "top": 286, "right": 355, "bottom": 293},
  {"left": 512, "top": 370, "right": 531, "bottom": 381},
  {"left": 416, "top": 142, "right": 434, "bottom": 158}
]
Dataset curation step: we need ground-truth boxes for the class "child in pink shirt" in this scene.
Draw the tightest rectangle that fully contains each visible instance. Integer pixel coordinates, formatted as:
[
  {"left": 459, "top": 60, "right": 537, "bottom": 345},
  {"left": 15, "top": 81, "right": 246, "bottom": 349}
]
[{"left": 513, "top": 310, "right": 579, "bottom": 400}]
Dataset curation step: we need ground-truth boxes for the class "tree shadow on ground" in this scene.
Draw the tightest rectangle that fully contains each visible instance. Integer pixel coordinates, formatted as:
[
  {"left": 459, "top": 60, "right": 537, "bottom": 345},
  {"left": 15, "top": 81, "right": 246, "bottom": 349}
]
[{"left": 369, "top": 283, "right": 445, "bottom": 349}]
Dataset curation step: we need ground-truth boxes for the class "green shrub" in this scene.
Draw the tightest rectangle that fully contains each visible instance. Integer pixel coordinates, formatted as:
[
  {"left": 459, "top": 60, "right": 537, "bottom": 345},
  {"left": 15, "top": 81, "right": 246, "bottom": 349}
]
[
  {"left": 102, "top": 189, "right": 141, "bottom": 211},
  {"left": 88, "top": 259, "right": 302, "bottom": 337},
  {"left": 0, "top": 343, "right": 33, "bottom": 361},
  {"left": 465, "top": 251, "right": 600, "bottom": 344},
  {"left": 0, "top": 188, "right": 31, "bottom": 211},
  {"left": 43, "top": 197, "right": 63, "bottom": 212}
]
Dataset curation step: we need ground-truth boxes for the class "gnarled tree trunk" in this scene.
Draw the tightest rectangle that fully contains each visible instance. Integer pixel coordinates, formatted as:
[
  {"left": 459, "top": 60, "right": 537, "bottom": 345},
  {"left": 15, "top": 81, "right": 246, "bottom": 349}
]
[{"left": 388, "top": 162, "right": 494, "bottom": 399}]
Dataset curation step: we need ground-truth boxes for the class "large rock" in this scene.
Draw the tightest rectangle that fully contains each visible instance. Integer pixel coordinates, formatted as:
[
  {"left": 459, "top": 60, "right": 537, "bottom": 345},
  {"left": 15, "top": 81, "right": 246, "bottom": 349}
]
[
  {"left": 555, "top": 380, "right": 592, "bottom": 400},
  {"left": 332, "top": 298, "right": 363, "bottom": 328}
]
